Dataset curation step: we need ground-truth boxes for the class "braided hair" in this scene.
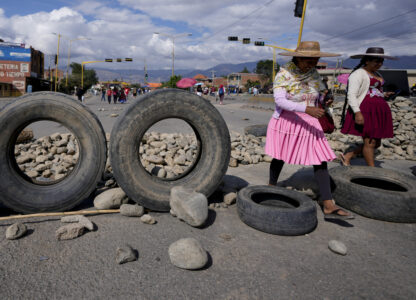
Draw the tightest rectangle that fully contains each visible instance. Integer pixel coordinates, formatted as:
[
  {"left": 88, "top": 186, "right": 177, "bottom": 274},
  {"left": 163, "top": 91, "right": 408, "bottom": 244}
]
[{"left": 340, "top": 57, "right": 368, "bottom": 127}]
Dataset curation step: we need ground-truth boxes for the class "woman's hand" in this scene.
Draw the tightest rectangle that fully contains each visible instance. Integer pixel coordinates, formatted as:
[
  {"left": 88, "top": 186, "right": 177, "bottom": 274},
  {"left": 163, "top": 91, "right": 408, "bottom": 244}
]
[
  {"left": 354, "top": 111, "right": 364, "bottom": 125},
  {"left": 305, "top": 106, "right": 325, "bottom": 118},
  {"left": 384, "top": 91, "right": 395, "bottom": 100}
]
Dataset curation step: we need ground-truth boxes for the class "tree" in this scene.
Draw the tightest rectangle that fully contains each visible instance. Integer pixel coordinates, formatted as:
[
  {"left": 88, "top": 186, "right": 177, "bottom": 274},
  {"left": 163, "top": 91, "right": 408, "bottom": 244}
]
[
  {"left": 162, "top": 75, "right": 182, "bottom": 88},
  {"left": 255, "top": 59, "right": 278, "bottom": 82},
  {"left": 62, "top": 62, "right": 98, "bottom": 94},
  {"left": 241, "top": 67, "right": 250, "bottom": 73},
  {"left": 244, "top": 79, "right": 260, "bottom": 91}
]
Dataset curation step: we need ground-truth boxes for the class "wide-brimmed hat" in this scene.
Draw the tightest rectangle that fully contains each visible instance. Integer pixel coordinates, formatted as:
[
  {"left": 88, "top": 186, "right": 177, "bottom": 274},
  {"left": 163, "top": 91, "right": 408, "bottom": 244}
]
[
  {"left": 350, "top": 47, "right": 397, "bottom": 60},
  {"left": 279, "top": 41, "right": 340, "bottom": 57}
]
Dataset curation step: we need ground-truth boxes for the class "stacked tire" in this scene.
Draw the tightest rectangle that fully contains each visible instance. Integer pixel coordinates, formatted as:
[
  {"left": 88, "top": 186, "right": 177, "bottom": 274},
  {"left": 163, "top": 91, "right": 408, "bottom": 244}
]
[{"left": 0, "top": 92, "right": 107, "bottom": 213}]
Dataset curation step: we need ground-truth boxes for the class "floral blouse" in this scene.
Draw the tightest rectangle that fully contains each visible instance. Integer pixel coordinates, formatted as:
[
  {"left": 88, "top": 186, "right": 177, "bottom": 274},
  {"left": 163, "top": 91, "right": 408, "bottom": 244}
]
[{"left": 273, "top": 61, "right": 324, "bottom": 106}]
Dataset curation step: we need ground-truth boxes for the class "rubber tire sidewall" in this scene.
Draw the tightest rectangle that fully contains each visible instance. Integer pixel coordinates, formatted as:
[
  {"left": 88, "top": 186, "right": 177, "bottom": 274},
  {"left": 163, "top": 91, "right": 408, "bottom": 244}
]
[
  {"left": 244, "top": 124, "right": 268, "bottom": 137},
  {"left": 330, "top": 166, "right": 416, "bottom": 223},
  {"left": 0, "top": 92, "right": 107, "bottom": 213},
  {"left": 110, "top": 89, "right": 231, "bottom": 211},
  {"left": 237, "top": 185, "right": 317, "bottom": 236}
]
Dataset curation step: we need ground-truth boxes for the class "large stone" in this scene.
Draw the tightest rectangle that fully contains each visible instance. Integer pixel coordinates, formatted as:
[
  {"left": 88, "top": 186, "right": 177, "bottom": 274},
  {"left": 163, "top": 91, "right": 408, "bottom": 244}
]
[
  {"left": 223, "top": 192, "right": 237, "bottom": 205},
  {"left": 116, "top": 245, "right": 138, "bottom": 264},
  {"left": 6, "top": 222, "right": 27, "bottom": 240},
  {"left": 93, "top": 188, "right": 129, "bottom": 209},
  {"left": 168, "top": 238, "right": 208, "bottom": 270},
  {"left": 120, "top": 204, "right": 145, "bottom": 217},
  {"left": 328, "top": 240, "right": 347, "bottom": 256},
  {"left": 61, "top": 215, "right": 95, "bottom": 231},
  {"left": 140, "top": 214, "right": 156, "bottom": 224},
  {"left": 146, "top": 155, "right": 164, "bottom": 164},
  {"left": 170, "top": 186, "right": 208, "bottom": 227},
  {"left": 56, "top": 223, "right": 85, "bottom": 240}
]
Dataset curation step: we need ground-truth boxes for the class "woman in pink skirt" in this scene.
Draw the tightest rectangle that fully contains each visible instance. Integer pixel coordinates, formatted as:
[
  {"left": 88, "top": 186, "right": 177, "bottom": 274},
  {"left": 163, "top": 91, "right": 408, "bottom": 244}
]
[
  {"left": 265, "top": 41, "right": 353, "bottom": 220},
  {"left": 340, "top": 47, "right": 396, "bottom": 166}
]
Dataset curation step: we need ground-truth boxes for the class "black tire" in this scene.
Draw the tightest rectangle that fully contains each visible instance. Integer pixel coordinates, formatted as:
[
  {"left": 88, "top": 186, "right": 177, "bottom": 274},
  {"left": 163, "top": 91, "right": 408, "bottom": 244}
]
[
  {"left": 244, "top": 124, "right": 267, "bottom": 137},
  {"left": 110, "top": 89, "right": 231, "bottom": 211},
  {"left": 329, "top": 166, "right": 416, "bottom": 223},
  {"left": 237, "top": 185, "right": 317, "bottom": 236},
  {"left": 0, "top": 92, "right": 107, "bottom": 213}
]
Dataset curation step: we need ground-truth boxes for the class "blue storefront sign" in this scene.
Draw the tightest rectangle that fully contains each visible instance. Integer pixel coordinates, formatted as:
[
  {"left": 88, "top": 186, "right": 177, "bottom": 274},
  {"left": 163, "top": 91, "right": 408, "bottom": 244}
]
[{"left": 0, "top": 45, "right": 31, "bottom": 62}]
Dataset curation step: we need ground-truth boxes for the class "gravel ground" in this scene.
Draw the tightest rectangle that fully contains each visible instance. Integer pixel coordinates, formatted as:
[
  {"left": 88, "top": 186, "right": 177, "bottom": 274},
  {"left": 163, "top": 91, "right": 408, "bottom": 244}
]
[{"left": 0, "top": 92, "right": 415, "bottom": 299}]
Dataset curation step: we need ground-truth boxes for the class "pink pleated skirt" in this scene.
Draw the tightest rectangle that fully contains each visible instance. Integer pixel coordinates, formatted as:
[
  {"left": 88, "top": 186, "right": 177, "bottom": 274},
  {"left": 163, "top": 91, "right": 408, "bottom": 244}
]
[{"left": 265, "top": 110, "right": 336, "bottom": 165}]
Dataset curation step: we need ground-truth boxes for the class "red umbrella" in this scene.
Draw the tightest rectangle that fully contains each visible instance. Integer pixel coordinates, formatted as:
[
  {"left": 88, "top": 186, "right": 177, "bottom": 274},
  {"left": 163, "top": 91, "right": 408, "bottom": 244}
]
[
  {"left": 336, "top": 73, "right": 350, "bottom": 85},
  {"left": 176, "top": 78, "right": 197, "bottom": 88}
]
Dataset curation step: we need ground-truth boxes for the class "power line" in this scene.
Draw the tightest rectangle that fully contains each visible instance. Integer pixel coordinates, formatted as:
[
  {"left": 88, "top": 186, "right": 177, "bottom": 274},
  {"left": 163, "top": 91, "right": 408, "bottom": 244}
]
[
  {"left": 201, "top": 0, "right": 276, "bottom": 42},
  {"left": 324, "top": 8, "right": 416, "bottom": 42}
]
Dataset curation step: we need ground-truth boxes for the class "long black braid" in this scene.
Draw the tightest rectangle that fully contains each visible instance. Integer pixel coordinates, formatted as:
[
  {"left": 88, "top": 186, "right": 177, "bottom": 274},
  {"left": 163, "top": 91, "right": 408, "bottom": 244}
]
[{"left": 340, "top": 57, "right": 368, "bottom": 127}]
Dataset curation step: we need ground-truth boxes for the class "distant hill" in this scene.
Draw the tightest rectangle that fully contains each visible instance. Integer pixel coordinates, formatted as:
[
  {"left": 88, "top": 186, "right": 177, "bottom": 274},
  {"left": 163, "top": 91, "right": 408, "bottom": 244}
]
[{"left": 94, "top": 56, "right": 416, "bottom": 84}]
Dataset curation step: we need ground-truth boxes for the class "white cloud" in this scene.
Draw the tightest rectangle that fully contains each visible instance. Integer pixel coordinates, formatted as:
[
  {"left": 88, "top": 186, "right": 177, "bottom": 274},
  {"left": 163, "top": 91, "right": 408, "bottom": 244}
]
[{"left": 0, "top": 0, "right": 414, "bottom": 72}]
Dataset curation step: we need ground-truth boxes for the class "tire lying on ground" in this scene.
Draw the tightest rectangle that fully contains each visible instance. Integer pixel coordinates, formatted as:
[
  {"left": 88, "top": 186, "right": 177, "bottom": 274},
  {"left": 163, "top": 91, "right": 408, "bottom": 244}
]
[
  {"left": 237, "top": 185, "right": 317, "bottom": 235},
  {"left": 0, "top": 92, "right": 107, "bottom": 213},
  {"left": 244, "top": 124, "right": 268, "bottom": 137},
  {"left": 329, "top": 166, "right": 416, "bottom": 223},
  {"left": 110, "top": 89, "right": 231, "bottom": 212}
]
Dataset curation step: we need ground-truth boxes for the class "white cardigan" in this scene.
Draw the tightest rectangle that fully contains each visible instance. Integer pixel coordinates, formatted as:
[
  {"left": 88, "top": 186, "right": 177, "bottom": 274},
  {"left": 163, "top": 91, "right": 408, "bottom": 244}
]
[{"left": 347, "top": 68, "right": 373, "bottom": 113}]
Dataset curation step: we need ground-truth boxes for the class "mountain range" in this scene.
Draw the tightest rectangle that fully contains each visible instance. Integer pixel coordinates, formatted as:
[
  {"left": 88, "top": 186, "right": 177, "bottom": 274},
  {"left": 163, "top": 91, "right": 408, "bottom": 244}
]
[{"left": 94, "top": 56, "right": 416, "bottom": 84}]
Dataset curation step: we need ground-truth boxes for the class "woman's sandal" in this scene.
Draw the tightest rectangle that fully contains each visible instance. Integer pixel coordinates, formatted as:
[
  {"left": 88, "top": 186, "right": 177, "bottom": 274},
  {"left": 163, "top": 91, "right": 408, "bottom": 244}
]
[{"left": 324, "top": 208, "right": 355, "bottom": 220}]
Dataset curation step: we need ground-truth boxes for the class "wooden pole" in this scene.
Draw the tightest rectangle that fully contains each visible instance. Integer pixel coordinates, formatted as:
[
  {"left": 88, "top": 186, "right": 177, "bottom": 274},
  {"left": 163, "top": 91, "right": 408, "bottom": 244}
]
[{"left": 0, "top": 209, "right": 120, "bottom": 222}]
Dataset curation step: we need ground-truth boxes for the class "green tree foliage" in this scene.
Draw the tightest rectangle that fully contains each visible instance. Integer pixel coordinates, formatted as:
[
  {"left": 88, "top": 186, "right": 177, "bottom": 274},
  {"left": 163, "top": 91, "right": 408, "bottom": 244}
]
[
  {"left": 60, "top": 62, "right": 98, "bottom": 94},
  {"left": 162, "top": 75, "right": 182, "bottom": 88},
  {"left": 240, "top": 67, "right": 250, "bottom": 73},
  {"left": 244, "top": 79, "right": 261, "bottom": 91},
  {"left": 255, "top": 59, "right": 279, "bottom": 82}
]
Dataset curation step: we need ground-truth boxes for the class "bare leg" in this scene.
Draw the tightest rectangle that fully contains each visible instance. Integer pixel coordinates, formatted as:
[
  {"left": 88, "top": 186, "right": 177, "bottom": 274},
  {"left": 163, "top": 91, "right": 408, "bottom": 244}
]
[
  {"left": 362, "top": 137, "right": 377, "bottom": 167},
  {"left": 341, "top": 143, "right": 363, "bottom": 166}
]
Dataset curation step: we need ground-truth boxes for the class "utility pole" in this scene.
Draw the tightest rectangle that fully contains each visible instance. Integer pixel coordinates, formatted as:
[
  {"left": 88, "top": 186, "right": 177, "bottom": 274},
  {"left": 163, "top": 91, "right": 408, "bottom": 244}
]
[{"left": 210, "top": 70, "right": 216, "bottom": 86}]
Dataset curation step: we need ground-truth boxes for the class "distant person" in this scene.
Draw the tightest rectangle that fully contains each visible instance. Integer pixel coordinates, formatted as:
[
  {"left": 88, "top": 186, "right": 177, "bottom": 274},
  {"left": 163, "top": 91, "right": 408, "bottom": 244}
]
[
  {"left": 113, "top": 87, "right": 119, "bottom": 104},
  {"left": 132, "top": 87, "right": 137, "bottom": 97},
  {"left": 218, "top": 84, "right": 225, "bottom": 105},
  {"left": 76, "top": 87, "right": 84, "bottom": 102},
  {"left": 196, "top": 84, "right": 203, "bottom": 96},
  {"left": 101, "top": 88, "right": 106, "bottom": 101},
  {"left": 119, "top": 89, "right": 126, "bottom": 104},
  {"left": 340, "top": 47, "right": 397, "bottom": 167},
  {"left": 322, "top": 76, "right": 329, "bottom": 90},
  {"left": 106, "top": 88, "right": 112, "bottom": 104}
]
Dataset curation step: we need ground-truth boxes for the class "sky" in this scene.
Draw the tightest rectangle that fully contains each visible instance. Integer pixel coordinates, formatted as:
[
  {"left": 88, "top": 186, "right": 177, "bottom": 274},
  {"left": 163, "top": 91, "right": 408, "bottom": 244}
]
[{"left": 1, "top": 0, "right": 415, "bottom": 71}]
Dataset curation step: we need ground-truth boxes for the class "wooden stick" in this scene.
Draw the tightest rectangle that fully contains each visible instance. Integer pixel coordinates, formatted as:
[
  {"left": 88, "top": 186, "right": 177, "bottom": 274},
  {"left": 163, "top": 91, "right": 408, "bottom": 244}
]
[{"left": 0, "top": 209, "right": 120, "bottom": 221}]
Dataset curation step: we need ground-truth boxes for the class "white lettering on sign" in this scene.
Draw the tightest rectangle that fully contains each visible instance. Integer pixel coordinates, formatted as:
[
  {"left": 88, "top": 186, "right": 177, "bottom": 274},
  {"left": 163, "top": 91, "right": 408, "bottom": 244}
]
[
  {"left": 6, "top": 72, "right": 25, "bottom": 77},
  {"left": 20, "top": 63, "right": 29, "bottom": 73},
  {"left": 0, "top": 64, "right": 19, "bottom": 70},
  {"left": 13, "top": 81, "right": 25, "bottom": 89}
]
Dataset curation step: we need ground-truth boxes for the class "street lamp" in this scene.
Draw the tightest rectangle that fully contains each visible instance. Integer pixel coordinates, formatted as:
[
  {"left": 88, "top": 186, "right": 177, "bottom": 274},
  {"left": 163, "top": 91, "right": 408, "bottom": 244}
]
[
  {"left": 65, "top": 37, "right": 91, "bottom": 87},
  {"left": 154, "top": 32, "right": 192, "bottom": 77},
  {"left": 52, "top": 32, "right": 62, "bottom": 92}
]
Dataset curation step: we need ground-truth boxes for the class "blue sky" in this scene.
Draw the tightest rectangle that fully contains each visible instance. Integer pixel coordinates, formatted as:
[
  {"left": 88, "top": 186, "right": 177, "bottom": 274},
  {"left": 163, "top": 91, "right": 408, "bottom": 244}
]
[{"left": 1, "top": 0, "right": 415, "bottom": 70}]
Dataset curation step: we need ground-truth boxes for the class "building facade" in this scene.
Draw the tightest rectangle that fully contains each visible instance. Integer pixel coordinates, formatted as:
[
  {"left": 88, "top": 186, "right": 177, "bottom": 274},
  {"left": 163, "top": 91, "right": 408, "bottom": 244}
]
[{"left": 0, "top": 42, "right": 45, "bottom": 97}]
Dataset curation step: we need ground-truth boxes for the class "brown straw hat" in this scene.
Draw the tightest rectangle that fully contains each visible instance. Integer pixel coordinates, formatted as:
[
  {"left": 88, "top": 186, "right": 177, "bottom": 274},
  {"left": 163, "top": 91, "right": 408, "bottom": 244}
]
[
  {"left": 350, "top": 47, "right": 397, "bottom": 60},
  {"left": 279, "top": 41, "right": 340, "bottom": 57}
]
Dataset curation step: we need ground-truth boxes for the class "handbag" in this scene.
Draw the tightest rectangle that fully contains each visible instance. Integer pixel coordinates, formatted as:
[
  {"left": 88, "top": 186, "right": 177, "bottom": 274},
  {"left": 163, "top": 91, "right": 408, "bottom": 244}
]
[{"left": 318, "top": 101, "right": 335, "bottom": 133}]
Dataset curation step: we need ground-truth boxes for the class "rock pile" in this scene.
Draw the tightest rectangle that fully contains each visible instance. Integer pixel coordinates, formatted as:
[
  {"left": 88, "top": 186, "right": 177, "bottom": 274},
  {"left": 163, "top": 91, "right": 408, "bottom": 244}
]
[
  {"left": 14, "top": 97, "right": 415, "bottom": 186},
  {"left": 15, "top": 132, "right": 79, "bottom": 182},
  {"left": 327, "top": 97, "right": 416, "bottom": 161}
]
